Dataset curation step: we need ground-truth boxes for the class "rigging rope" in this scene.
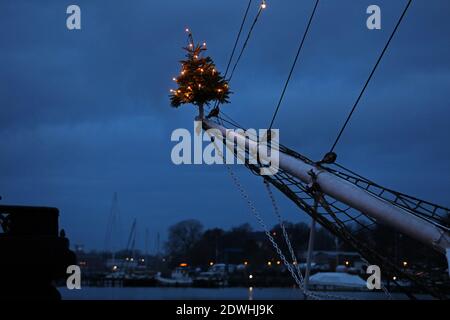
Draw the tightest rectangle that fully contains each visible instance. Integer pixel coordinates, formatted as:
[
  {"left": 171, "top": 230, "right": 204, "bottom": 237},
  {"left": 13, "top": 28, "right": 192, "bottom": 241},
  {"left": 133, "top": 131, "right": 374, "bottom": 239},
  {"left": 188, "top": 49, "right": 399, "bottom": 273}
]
[
  {"left": 213, "top": 0, "right": 252, "bottom": 112},
  {"left": 213, "top": 1, "right": 263, "bottom": 114},
  {"left": 228, "top": 3, "right": 265, "bottom": 82},
  {"left": 329, "top": 0, "right": 412, "bottom": 153},
  {"left": 268, "top": 0, "right": 320, "bottom": 131},
  {"left": 224, "top": 0, "right": 253, "bottom": 78}
]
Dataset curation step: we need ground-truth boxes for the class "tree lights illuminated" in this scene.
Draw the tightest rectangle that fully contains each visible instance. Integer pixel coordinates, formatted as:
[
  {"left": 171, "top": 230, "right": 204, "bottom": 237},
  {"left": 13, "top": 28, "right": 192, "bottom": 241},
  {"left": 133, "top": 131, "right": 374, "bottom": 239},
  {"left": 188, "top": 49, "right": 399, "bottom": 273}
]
[{"left": 170, "top": 30, "right": 230, "bottom": 119}]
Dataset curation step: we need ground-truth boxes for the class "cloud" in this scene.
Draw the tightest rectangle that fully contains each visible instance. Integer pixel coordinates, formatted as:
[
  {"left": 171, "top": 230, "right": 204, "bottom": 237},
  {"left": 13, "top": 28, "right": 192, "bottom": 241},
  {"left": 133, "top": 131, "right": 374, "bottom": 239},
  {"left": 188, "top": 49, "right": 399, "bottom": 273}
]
[{"left": 0, "top": 0, "right": 449, "bottom": 249}]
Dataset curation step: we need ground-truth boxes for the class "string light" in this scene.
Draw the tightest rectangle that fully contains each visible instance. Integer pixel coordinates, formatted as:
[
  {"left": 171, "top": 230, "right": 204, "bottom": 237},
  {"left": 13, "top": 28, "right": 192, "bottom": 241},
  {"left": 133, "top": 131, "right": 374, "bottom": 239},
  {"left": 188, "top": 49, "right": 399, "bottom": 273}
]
[
  {"left": 185, "top": 28, "right": 190, "bottom": 33},
  {"left": 172, "top": 77, "right": 177, "bottom": 81},
  {"left": 261, "top": 0, "right": 267, "bottom": 9}
]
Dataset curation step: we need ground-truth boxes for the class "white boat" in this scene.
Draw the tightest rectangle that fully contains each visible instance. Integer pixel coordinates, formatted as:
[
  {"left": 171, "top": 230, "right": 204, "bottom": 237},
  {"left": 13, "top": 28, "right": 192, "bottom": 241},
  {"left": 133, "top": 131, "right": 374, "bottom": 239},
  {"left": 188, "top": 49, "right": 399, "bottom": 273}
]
[
  {"left": 309, "top": 272, "right": 367, "bottom": 291},
  {"left": 155, "top": 267, "right": 193, "bottom": 286}
]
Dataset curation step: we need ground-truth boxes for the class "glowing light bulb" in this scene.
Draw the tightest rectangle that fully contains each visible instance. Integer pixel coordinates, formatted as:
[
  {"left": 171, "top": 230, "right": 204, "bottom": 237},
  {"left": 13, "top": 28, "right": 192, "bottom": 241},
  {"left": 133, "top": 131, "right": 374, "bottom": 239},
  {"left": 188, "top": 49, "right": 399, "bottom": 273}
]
[
  {"left": 185, "top": 28, "right": 190, "bottom": 33},
  {"left": 261, "top": 1, "right": 267, "bottom": 9},
  {"left": 172, "top": 77, "right": 177, "bottom": 81},
  {"left": 203, "top": 42, "right": 207, "bottom": 47}
]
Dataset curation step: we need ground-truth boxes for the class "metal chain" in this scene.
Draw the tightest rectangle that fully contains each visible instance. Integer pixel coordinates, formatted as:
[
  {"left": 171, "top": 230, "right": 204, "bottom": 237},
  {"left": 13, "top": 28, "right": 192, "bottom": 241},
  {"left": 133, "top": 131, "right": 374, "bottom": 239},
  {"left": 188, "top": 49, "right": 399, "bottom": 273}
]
[
  {"left": 263, "top": 180, "right": 304, "bottom": 282},
  {"left": 360, "top": 257, "right": 393, "bottom": 300},
  {"left": 264, "top": 179, "right": 359, "bottom": 301},
  {"left": 225, "top": 165, "right": 309, "bottom": 294},
  {"left": 209, "top": 121, "right": 353, "bottom": 300}
]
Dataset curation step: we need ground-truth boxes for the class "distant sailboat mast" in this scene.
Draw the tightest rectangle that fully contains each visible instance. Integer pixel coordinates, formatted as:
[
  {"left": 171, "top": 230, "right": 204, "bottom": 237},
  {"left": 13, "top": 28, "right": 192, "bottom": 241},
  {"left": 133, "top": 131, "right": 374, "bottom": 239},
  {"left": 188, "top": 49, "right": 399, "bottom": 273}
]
[{"left": 104, "top": 192, "right": 120, "bottom": 269}]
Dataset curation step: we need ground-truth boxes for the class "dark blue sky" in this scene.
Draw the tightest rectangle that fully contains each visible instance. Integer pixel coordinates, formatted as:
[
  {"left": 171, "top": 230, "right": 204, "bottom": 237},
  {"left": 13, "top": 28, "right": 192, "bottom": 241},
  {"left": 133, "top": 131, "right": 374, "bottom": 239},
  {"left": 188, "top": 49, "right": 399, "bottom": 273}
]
[{"left": 1, "top": 0, "right": 449, "bottom": 251}]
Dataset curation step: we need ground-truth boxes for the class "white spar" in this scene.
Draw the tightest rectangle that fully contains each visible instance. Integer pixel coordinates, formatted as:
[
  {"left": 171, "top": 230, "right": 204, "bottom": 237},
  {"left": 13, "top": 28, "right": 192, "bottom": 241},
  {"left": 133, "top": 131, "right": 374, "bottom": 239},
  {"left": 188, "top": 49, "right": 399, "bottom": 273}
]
[{"left": 203, "top": 119, "right": 450, "bottom": 254}]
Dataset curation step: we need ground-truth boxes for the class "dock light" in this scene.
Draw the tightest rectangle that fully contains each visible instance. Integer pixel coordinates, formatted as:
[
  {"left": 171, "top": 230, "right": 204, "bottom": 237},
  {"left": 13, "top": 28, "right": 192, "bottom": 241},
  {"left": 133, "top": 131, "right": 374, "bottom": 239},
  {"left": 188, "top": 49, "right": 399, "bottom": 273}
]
[
  {"left": 276, "top": 261, "right": 281, "bottom": 265},
  {"left": 402, "top": 261, "right": 408, "bottom": 267},
  {"left": 393, "top": 276, "right": 397, "bottom": 281},
  {"left": 209, "top": 261, "right": 214, "bottom": 266},
  {"left": 267, "top": 261, "right": 272, "bottom": 266},
  {"left": 244, "top": 261, "right": 248, "bottom": 266},
  {"left": 112, "top": 265, "right": 118, "bottom": 271},
  {"left": 249, "top": 274, "right": 253, "bottom": 279},
  {"left": 130, "top": 258, "right": 134, "bottom": 262},
  {"left": 345, "top": 261, "right": 350, "bottom": 266},
  {"left": 125, "top": 257, "right": 129, "bottom": 261},
  {"left": 141, "top": 259, "right": 145, "bottom": 262}
]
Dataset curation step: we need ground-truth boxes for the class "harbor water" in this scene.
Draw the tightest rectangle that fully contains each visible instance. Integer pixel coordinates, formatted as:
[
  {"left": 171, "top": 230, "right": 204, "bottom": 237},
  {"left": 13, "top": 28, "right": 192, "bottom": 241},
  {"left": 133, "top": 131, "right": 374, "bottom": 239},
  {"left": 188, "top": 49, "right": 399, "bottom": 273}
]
[{"left": 59, "top": 287, "right": 430, "bottom": 300}]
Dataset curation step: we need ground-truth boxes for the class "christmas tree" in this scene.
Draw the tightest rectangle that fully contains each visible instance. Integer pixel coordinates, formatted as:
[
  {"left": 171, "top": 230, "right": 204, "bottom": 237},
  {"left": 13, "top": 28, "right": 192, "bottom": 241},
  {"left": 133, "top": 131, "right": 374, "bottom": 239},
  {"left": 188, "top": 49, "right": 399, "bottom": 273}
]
[{"left": 170, "top": 34, "right": 230, "bottom": 119}]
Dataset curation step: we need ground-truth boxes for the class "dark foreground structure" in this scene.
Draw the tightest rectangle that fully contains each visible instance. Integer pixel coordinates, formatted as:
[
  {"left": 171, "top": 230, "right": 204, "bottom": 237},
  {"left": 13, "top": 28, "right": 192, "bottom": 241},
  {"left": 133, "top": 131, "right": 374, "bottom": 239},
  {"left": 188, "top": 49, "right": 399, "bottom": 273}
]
[{"left": 0, "top": 204, "right": 76, "bottom": 299}]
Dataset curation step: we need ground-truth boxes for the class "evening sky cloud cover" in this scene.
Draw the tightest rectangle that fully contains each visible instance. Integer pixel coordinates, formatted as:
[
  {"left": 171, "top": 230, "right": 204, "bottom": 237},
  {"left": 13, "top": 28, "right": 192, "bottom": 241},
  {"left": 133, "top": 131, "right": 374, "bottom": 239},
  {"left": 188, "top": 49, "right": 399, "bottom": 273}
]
[{"left": 0, "top": 0, "right": 449, "bottom": 251}]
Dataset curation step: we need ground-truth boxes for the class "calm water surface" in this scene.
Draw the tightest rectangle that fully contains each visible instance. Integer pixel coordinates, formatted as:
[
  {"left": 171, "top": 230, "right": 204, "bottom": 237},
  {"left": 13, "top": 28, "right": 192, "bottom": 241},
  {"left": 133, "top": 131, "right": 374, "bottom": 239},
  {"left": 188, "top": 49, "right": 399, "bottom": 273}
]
[{"left": 59, "top": 287, "right": 423, "bottom": 300}]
